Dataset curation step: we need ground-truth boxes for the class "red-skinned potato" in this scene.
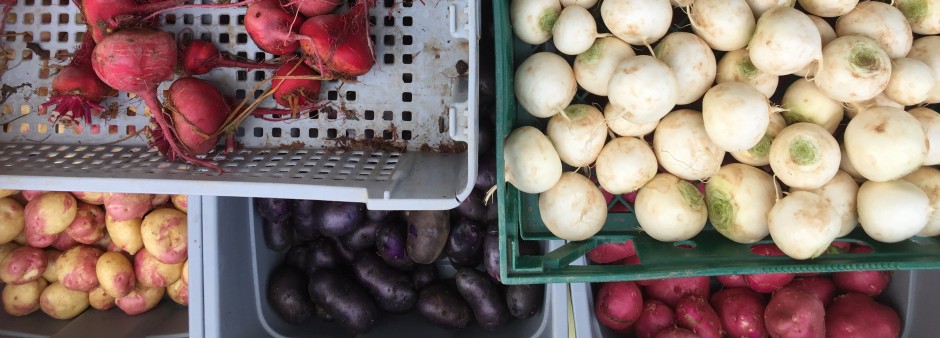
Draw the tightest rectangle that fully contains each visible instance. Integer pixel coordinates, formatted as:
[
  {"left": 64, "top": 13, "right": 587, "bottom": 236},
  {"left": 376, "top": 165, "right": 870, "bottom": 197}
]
[
  {"left": 134, "top": 248, "right": 182, "bottom": 287},
  {"left": 104, "top": 193, "right": 153, "bottom": 221},
  {"left": 115, "top": 284, "right": 165, "bottom": 315},
  {"left": 0, "top": 189, "right": 17, "bottom": 199},
  {"left": 151, "top": 194, "right": 170, "bottom": 207},
  {"left": 141, "top": 208, "right": 188, "bottom": 264},
  {"left": 88, "top": 285, "right": 115, "bottom": 310},
  {"left": 826, "top": 293, "right": 901, "bottom": 338},
  {"left": 171, "top": 195, "right": 187, "bottom": 213},
  {"left": 71, "top": 191, "right": 105, "bottom": 205},
  {"left": 0, "top": 246, "right": 47, "bottom": 284},
  {"left": 167, "top": 278, "right": 188, "bottom": 305},
  {"left": 65, "top": 203, "right": 106, "bottom": 244},
  {"left": 2, "top": 278, "right": 48, "bottom": 316},
  {"left": 55, "top": 246, "right": 103, "bottom": 292},
  {"left": 105, "top": 215, "right": 143, "bottom": 254},
  {"left": 42, "top": 250, "right": 61, "bottom": 283},
  {"left": 39, "top": 282, "right": 89, "bottom": 319},
  {"left": 0, "top": 198, "right": 25, "bottom": 244},
  {"left": 25, "top": 192, "right": 78, "bottom": 235},
  {"left": 0, "top": 242, "right": 19, "bottom": 263},
  {"left": 24, "top": 218, "right": 58, "bottom": 248},
  {"left": 51, "top": 232, "right": 80, "bottom": 251},
  {"left": 21, "top": 190, "right": 46, "bottom": 201},
  {"left": 96, "top": 251, "right": 135, "bottom": 298}
]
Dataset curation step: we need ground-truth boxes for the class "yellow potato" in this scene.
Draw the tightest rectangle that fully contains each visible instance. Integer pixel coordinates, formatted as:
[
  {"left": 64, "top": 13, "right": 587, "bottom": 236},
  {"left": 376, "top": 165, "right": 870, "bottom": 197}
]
[
  {"left": 2, "top": 278, "right": 48, "bottom": 316},
  {"left": 71, "top": 192, "right": 105, "bottom": 205},
  {"left": 12, "top": 230, "right": 27, "bottom": 246},
  {"left": 65, "top": 203, "right": 106, "bottom": 245},
  {"left": 166, "top": 279, "right": 188, "bottom": 306},
  {"left": 88, "top": 286, "right": 115, "bottom": 310},
  {"left": 42, "top": 250, "right": 61, "bottom": 283},
  {"left": 141, "top": 208, "right": 187, "bottom": 264},
  {"left": 0, "top": 189, "right": 18, "bottom": 199},
  {"left": 0, "top": 198, "right": 25, "bottom": 244},
  {"left": 181, "top": 260, "right": 189, "bottom": 285},
  {"left": 151, "top": 194, "right": 170, "bottom": 207},
  {"left": 0, "top": 242, "right": 18, "bottom": 263},
  {"left": 115, "top": 284, "right": 164, "bottom": 315},
  {"left": 24, "top": 192, "right": 78, "bottom": 235},
  {"left": 96, "top": 251, "right": 135, "bottom": 298},
  {"left": 105, "top": 215, "right": 143, "bottom": 255},
  {"left": 171, "top": 195, "right": 188, "bottom": 213},
  {"left": 39, "top": 282, "right": 89, "bottom": 320}
]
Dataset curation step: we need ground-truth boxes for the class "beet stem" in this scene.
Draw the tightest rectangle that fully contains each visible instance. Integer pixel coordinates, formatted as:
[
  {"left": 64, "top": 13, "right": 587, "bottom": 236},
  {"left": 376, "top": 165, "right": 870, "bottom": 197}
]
[{"left": 142, "top": 0, "right": 255, "bottom": 22}]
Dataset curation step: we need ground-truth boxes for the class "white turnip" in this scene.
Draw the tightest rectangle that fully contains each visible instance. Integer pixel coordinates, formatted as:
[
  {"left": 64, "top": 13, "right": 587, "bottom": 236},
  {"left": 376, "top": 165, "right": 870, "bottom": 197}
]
[
  {"left": 538, "top": 172, "right": 607, "bottom": 241},
  {"left": 601, "top": 0, "right": 672, "bottom": 45},
  {"left": 844, "top": 93, "right": 904, "bottom": 119},
  {"left": 885, "top": 58, "right": 935, "bottom": 105},
  {"left": 715, "top": 49, "right": 778, "bottom": 98},
  {"left": 798, "top": 0, "right": 857, "bottom": 17},
  {"left": 768, "top": 123, "right": 841, "bottom": 190},
  {"left": 706, "top": 163, "right": 778, "bottom": 243},
  {"left": 607, "top": 55, "right": 678, "bottom": 125},
  {"left": 744, "top": 0, "right": 795, "bottom": 17},
  {"left": 560, "top": 0, "right": 596, "bottom": 7},
  {"left": 604, "top": 103, "right": 658, "bottom": 137},
  {"left": 793, "top": 15, "right": 837, "bottom": 77},
  {"left": 634, "top": 173, "right": 707, "bottom": 242},
  {"left": 690, "top": 0, "right": 756, "bottom": 51},
  {"left": 768, "top": 191, "right": 841, "bottom": 259},
  {"left": 552, "top": 6, "right": 610, "bottom": 55},
  {"left": 654, "top": 109, "right": 725, "bottom": 181},
  {"left": 504, "top": 126, "right": 562, "bottom": 194},
  {"left": 702, "top": 82, "right": 772, "bottom": 152},
  {"left": 511, "top": 0, "right": 562, "bottom": 45},
  {"left": 895, "top": 0, "right": 940, "bottom": 34},
  {"left": 814, "top": 35, "right": 892, "bottom": 103},
  {"left": 748, "top": 6, "right": 822, "bottom": 76},
  {"left": 514, "top": 52, "right": 577, "bottom": 119},
  {"left": 731, "top": 113, "right": 786, "bottom": 166},
  {"left": 595, "top": 137, "right": 658, "bottom": 194},
  {"left": 780, "top": 79, "right": 843, "bottom": 134},
  {"left": 907, "top": 36, "right": 940, "bottom": 103},
  {"left": 858, "top": 179, "right": 931, "bottom": 243},
  {"left": 909, "top": 107, "right": 940, "bottom": 165},
  {"left": 792, "top": 171, "right": 859, "bottom": 237},
  {"left": 573, "top": 37, "right": 635, "bottom": 96},
  {"left": 902, "top": 167, "right": 940, "bottom": 236},
  {"left": 546, "top": 104, "right": 607, "bottom": 167},
  {"left": 654, "top": 32, "right": 717, "bottom": 105},
  {"left": 836, "top": 1, "right": 913, "bottom": 59},
  {"left": 844, "top": 106, "right": 927, "bottom": 182}
]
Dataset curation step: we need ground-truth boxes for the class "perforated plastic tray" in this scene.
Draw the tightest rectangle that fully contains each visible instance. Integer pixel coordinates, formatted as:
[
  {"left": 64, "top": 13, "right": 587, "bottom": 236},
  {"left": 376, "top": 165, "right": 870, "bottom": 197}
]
[{"left": 0, "top": 0, "right": 479, "bottom": 210}]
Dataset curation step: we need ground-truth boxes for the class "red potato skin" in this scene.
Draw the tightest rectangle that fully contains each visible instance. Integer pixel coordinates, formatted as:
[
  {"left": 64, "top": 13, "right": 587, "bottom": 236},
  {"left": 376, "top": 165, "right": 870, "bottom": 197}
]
[
  {"left": 24, "top": 220, "right": 58, "bottom": 248},
  {"left": 0, "top": 246, "right": 47, "bottom": 284},
  {"left": 115, "top": 284, "right": 165, "bottom": 315},
  {"left": 595, "top": 281, "right": 644, "bottom": 332},
  {"left": 104, "top": 193, "right": 153, "bottom": 222},
  {"left": 244, "top": 0, "right": 302, "bottom": 56},
  {"left": 57, "top": 246, "right": 103, "bottom": 292},
  {"left": 24, "top": 192, "right": 78, "bottom": 236},
  {"left": 826, "top": 293, "right": 901, "bottom": 338},
  {"left": 832, "top": 247, "right": 891, "bottom": 296},
  {"left": 298, "top": 0, "right": 376, "bottom": 77},
  {"left": 764, "top": 287, "right": 826, "bottom": 338},
  {"left": 272, "top": 60, "right": 322, "bottom": 110},
  {"left": 645, "top": 276, "right": 711, "bottom": 308},
  {"left": 587, "top": 240, "right": 637, "bottom": 264},
  {"left": 21, "top": 191, "right": 45, "bottom": 201},
  {"left": 635, "top": 299, "right": 676, "bottom": 338},
  {"left": 65, "top": 203, "right": 106, "bottom": 245},
  {"left": 710, "top": 288, "right": 768, "bottom": 338},
  {"left": 788, "top": 276, "right": 837, "bottom": 308},
  {"left": 51, "top": 232, "right": 80, "bottom": 251},
  {"left": 717, "top": 274, "right": 749, "bottom": 288},
  {"left": 134, "top": 248, "right": 181, "bottom": 287},
  {"left": 167, "top": 77, "right": 230, "bottom": 155},
  {"left": 675, "top": 295, "right": 723, "bottom": 338},
  {"left": 746, "top": 273, "right": 795, "bottom": 293},
  {"left": 141, "top": 208, "right": 188, "bottom": 264},
  {"left": 171, "top": 195, "right": 187, "bottom": 213},
  {"left": 655, "top": 327, "right": 701, "bottom": 338}
]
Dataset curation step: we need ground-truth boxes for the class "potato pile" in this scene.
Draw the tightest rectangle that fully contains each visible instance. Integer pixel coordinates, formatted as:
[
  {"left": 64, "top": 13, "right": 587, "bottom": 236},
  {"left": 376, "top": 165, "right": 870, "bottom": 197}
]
[{"left": 0, "top": 190, "right": 189, "bottom": 319}]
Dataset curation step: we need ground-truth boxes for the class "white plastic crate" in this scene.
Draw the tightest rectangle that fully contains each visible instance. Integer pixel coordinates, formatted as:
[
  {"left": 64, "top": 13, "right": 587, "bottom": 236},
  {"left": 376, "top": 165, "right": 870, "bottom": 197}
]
[{"left": 0, "top": 0, "right": 479, "bottom": 210}]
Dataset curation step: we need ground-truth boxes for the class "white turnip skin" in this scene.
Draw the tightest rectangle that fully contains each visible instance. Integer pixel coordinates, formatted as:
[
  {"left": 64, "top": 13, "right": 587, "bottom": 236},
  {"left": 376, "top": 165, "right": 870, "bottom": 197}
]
[
  {"left": 552, "top": 6, "right": 610, "bottom": 55},
  {"left": 607, "top": 55, "right": 679, "bottom": 125},
  {"left": 826, "top": 293, "right": 901, "bottom": 338},
  {"left": 560, "top": 0, "right": 597, "bottom": 7},
  {"left": 706, "top": 163, "right": 778, "bottom": 243},
  {"left": 595, "top": 137, "right": 658, "bottom": 194},
  {"left": 885, "top": 58, "right": 936, "bottom": 105},
  {"left": 780, "top": 79, "right": 843, "bottom": 134},
  {"left": 601, "top": 0, "right": 672, "bottom": 46},
  {"left": 654, "top": 32, "right": 717, "bottom": 105},
  {"left": 744, "top": 0, "right": 795, "bottom": 17},
  {"left": 511, "top": 0, "right": 562, "bottom": 45},
  {"left": 792, "top": 171, "right": 859, "bottom": 237},
  {"left": 574, "top": 37, "right": 635, "bottom": 96},
  {"left": 546, "top": 104, "right": 607, "bottom": 167},
  {"left": 794, "top": 15, "right": 837, "bottom": 77},
  {"left": 702, "top": 82, "right": 771, "bottom": 152},
  {"left": 748, "top": 6, "right": 822, "bottom": 76},
  {"left": 670, "top": 0, "right": 694, "bottom": 7},
  {"left": 836, "top": 2, "right": 913, "bottom": 60},
  {"left": 653, "top": 109, "right": 725, "bottom": 181},
  {"left": 844, "top": 93, "right": 904, "bottom": 119},
  {"left": 715, "top": 49, "right": 778, "bottom": 98},
  {"left": 604, "top": 103, "right": 658, "bottom": 137},
  {"left": 814, "top": 35, "right": 892, "bottom": 103},
  {"left": 909, "top": 107, "right": 940, "bottom": 166},
  {"left": 514, "top": 52, "right": 577, "bottom": 119},
  {"left": 538, "top": 172, "right": 607, "bottom": 241},
  {"left": 844, "top": 106, "right": 927, "bottom": 182},
  {"left": 503, "top": 126, "right": 562, "bottom": 194},
  {"left": 896, "top": 0, "right": 940, "bottom": 34},
  {"left": 710, "top": 287, "right": 768, "bottom": 338},
  {"left": 902, "top": 167, "right": 940, "bottom": 236},
  {"left": 764, "top": 287, "right": 826, "bottom": 338},
  {"left": 858, "top": 180, "right": 931, "bottom": 243},
  {"left": 907, "top": 36, "right": 940, "bottom": 103},
  {"left": 768, "top": 123, "right": 841, "bottom": 190},
  {"left": 690, "top": 0, "right": 756, "bottom": 51},
  {"left": 731, "top": 113, "right": 785, "bottom": 166},
  {"left": 634, "top": 173, "right": 708, "bottom": 242},
  {"left": 798, "top": 0, "right": 857, "bottom": 17},
  {"left": 768, "top": 191, "right": 841, "bottom": 260}
]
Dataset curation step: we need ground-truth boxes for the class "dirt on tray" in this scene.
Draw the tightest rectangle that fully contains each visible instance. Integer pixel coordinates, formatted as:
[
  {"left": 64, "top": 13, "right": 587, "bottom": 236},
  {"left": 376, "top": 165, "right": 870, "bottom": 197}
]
[{"left": 331, "top": 136, "right": 406, "bottom": 153}]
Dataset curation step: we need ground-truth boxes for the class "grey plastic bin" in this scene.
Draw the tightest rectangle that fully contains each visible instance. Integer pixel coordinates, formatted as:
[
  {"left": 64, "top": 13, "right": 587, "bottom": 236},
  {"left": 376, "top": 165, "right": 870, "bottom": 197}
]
[
  {"left": 0, "top": 195, "right": 203, "bottom": 338},
  {"left": 200, "top": 196, "right": 568, "bottom": 338},
  {"left": 571, "top": 265, "right": 940, "bottom": 338}
]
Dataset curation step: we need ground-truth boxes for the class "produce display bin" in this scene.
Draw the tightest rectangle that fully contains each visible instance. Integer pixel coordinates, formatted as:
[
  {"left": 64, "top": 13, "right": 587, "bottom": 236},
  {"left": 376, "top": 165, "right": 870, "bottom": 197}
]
[
  {"left": 200, "top": 196, "right": 569, "bottom": 338},
  {"left": 0, "top": 0, "right": 480, "bottom": 210},
  {"left": 0, "top": 195, "right": 203, "bottom": 338},
  {"left": 571, "top": 269, "right": 940, "bottom": 338},
  {"left": 493, "top": 0, "right": 940, "bottom": 284}
]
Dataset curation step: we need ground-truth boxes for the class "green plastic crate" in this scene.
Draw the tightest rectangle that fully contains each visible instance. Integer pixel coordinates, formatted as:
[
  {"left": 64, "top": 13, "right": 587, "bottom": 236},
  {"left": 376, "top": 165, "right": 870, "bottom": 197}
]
[{"left": 493, "top": 0, "right": 940, "bottom": 284}]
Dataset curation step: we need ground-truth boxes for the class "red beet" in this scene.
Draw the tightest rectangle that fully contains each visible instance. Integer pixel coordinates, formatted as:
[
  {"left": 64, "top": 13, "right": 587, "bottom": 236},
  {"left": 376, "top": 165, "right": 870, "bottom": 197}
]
[
  {"left": 272, "top": 60, "right": 322, "bottom": 113},
  {"left": 182, "top": 40, "right": 279, "bottom": 75},
  {"left": 40, "top": 33, "right": 111, "bottom": 126},
  {"left": 165, "top": 77, "right": 231, "bottom": 155},
  {"left": 299, "top": 0, "right": 376, "bottom": 77},
  {"left": 245, "top": 0, "right": 304, "bottom": 56},
  {"left": 282, "top": 0, "right": 341, "bottom": 16}
]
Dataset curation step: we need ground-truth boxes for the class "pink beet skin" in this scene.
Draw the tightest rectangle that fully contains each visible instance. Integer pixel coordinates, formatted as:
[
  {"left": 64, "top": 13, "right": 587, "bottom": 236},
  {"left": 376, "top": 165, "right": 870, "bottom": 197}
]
[
  {"left": 595, "top": 281, "right": 644, "bottom": 332},
  {"left": 710, "top": 287, "right": 768, "bottom": 338},
  {"left": 635, "top": 299, "right": 676, "bottom": 338},
  {"left": 646, "top": 276, "right": 711, "bottom": 308},
  {"left": 826, "top": 293, "right": 901, "bottom": 338},
  {"left": 746, "top": 273, "right": 795, "bottom": 293},
  {"left": 764, "top": 287, "right": 826, "bottom": 338},
  {"left": 675, "top": 294, "right": 723, "bottom": 338}
]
